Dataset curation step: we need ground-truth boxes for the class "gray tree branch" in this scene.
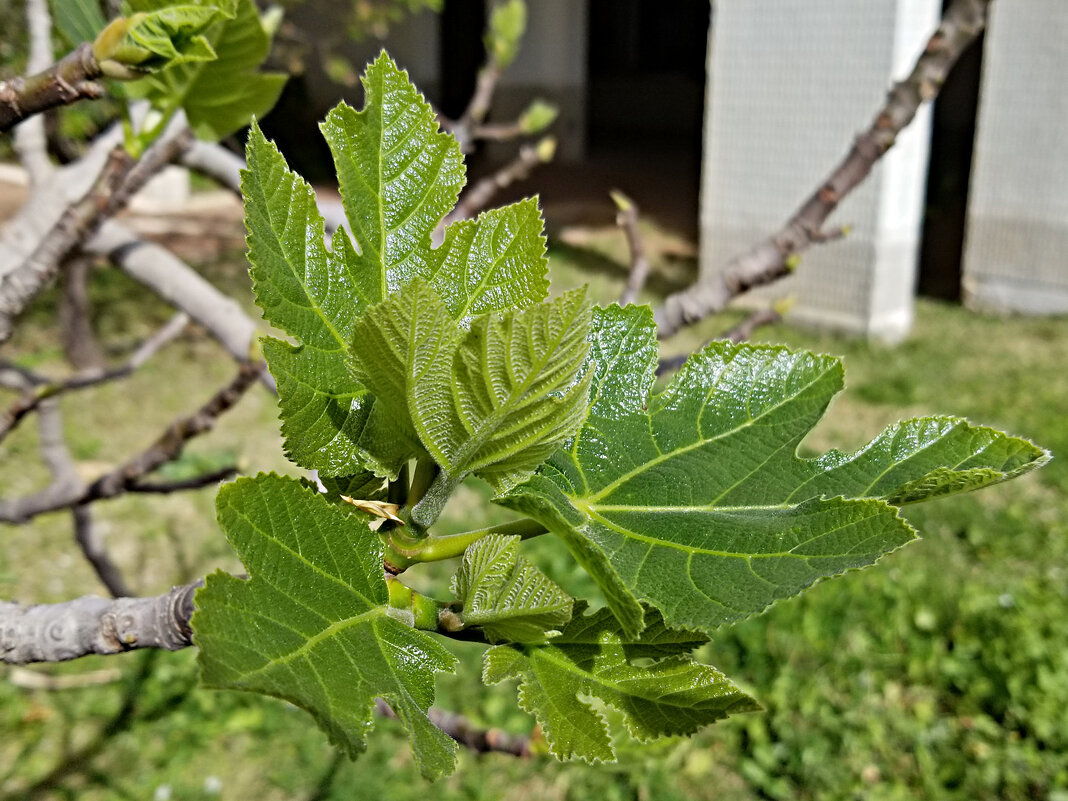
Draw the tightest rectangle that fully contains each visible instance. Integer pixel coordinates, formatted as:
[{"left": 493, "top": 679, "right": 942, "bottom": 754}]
[
  {"left": 0, "top": 313, "right": 189, "bottom": 444},
  {"left": 653, "top": 0, "right": 990, "bottom": 337},
  {"left": 0, "top": 581, "right": 200, "bottom": 664},
  {"left": 0, "top": 129, "right": 193, "bottom": 343},
  {"left": 13, "top": 0, "right": 57, "bottom": 183},
  {"left": 613, "top": 191, "right": 652, "bottom": 306},
  {"left": 0, "top": 361, "right": 261, "bottom": 524}
]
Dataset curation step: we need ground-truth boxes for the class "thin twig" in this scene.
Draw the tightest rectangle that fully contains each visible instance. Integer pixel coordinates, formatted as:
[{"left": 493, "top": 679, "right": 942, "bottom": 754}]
[
  {"left": 73, "top": 505, "right": 132, "bottom": 598},
  {"left": 6, "top": 666, "right": 123, "bottom": 689},
  {"left": 0, "top": 362, "right": 261, "bottom": 524},
  {"left": 469, "top": 121, "right": 525, "bottom": 142},
  {"left": 127, "top": 465, "right": 238, "bottom": 494},
  {"left": 0, "top": 129, "right": 193, "bottom": 343},
  {"left": 375, "top": 699, "right": 532, "bottom": 757},
  {"left": 445, "top": 137, "right": 555, "bottom": 224},
  {"left": 0, "top": 313, "right": 189, "bottom": 444},
  {"left": 34, "top": 397, "right": 133, "bottom": 596},
  {"left": 653, "top": 0, "right": 990, "bottom": 337},
  {"left": 657, "top": 307, "right": 784, "bottom": 375},
  {"left": 613, "top": 191, "right": 652, "bottom": 306}
]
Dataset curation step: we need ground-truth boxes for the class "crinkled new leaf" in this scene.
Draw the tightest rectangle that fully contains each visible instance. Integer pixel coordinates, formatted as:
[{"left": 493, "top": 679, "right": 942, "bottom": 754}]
[
  {"left": 125, "top": 0, "right": 284, "bottom": 140},
  {"left": 349, "top": 282, "right": 591, "bottom": 490},
  {"left": 451, "top": 534, "right": 573, "bottom": 643},
  {"left": 245, "top": 52, "right": 551, "bottom": 479}
]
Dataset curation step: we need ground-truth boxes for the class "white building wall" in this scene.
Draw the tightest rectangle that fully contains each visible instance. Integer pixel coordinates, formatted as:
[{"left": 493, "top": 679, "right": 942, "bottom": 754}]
[
  {"left": 962, "top": 2, "right": 1068, "bottom": 314},
  {"left": 700, "top": 0, "right": 939, "bottom": 340}
]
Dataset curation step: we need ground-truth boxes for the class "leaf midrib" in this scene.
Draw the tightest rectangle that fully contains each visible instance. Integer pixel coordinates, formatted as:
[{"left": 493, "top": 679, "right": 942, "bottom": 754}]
[{"left": 581, "top": 363, "right": 836, "bottom": 505}]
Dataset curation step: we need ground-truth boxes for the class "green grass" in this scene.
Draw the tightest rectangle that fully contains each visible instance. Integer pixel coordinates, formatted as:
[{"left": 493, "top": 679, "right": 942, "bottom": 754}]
[{"left": 0, "top": 240, "right": 1064, "bottom": 801}]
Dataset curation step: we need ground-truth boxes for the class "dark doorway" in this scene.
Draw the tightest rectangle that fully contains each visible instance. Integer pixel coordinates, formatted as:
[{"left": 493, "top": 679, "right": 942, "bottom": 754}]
[
  {"left": 918, "top": 10, "right": 985, "bottom": 301},
  {"left": 586, "top": 0, "right": 711, "bottom": 234},
  {"left": 439, "top": 0, "right": 486, "bottom": 120}
]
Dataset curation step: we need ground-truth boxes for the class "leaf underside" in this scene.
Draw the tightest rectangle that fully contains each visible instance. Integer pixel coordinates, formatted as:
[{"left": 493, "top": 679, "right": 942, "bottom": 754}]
[
  {"left": 483, "top": 603, "right": 758, "bottom": 763},
  {"left": 451, "top": 534, "right": 573, "bottom": 643},
  {"left": 193, "top": 474, "right": 457, "bottom": 779},
  {"left": 500, "top": 305, "right": 1049, "bottom": 637}
]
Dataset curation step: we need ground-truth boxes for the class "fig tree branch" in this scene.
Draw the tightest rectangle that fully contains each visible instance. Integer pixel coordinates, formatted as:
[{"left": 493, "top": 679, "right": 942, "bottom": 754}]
[
  {"left": 0, "top": 312, "right": 189, "bottom": 444},
  {"left": 613, "top": 191, "right": 652, "bottom": 306},
  {"left": 653, "top": 0, "right": 990, "bottom": 337},
  {"left": 0, "top": 129, "right": 193, "bottom": 343},
  {"left": 0, "top": 581, "right": 201, "bottom": 664},
  {"left": 0, "top": 43, "right": 104, "bottom": 134},
  {"left": 14, "top": 0, "right": 57, "bottom": 183},
  {"left": 657, "top": 306, "right": 784, "bottom": 375},
  {"left": 0, "top": 361, "right": 261, "bottom": 524},
  {"left": 446, "top": 137, "right": 555, "bottom": 223}
]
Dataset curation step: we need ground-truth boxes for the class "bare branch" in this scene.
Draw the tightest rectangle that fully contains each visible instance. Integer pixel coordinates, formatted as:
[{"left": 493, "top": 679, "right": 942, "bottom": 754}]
[
  {"left": 0, "top": 581, "right": 200, "bottom": 664},
  {"left": 654, "top": 0, "right": 990, "bottom": 337},
  {"left": 127, "top": 465, "right": 238, "bottom": 494},
  {"left": 180, "top": 139, "right": 245, "bottom": 194},
  {"left": 33, "top": 397, "right": 134, "bottom": 596},
  {"left": 376, "top": 700, "right": 532, "bottom": 757},
  {"left": 468, "top": 120, "right": 524, "bottom": 142},
  {"left": 73, "top": 505, "right": 132, "bottom": 597},
  {"left": 14, "top": 0, "right": 57, "bottom": 182},
  {"left": 7, "top": 666, "right": 123, "bottom": 689},
  {"left": 613, "top": 191, "right": 652, "bottom": 306},
  {"left": 657, "top": 307, "right": 784, "bottom": 375},
  {"left": 445, "top": 137, "right": 555, "bottom": 224},
  {"left": 0, "top": 129, "right": 194, "bottom": 343},
  {"left": 0, "top": 44, "right": 104, "bottom": 134},
  {"left": 0, "top": 313, "right": 189, "bottom": 444},
  {"left": 86, "top": 223, "right": 268, "bottom": 376},
  {"left": 59, "top": 256, "right": 105, "bottom": 369},
  {"left": 0, "top": 362, "right": 261, "bottom": 524}
]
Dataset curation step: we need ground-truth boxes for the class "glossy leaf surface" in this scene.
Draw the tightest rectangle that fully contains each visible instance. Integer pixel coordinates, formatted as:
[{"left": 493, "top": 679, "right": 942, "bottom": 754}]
[
  {"left": 501, "top": 305, "right": 1049, "bottom": 636},
  {"left": 194, "top": 474, "right": 457, "bottom": 779}
]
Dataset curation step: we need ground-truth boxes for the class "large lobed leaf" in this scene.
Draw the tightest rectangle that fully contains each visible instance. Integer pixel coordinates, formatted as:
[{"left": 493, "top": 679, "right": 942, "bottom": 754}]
[
  {"left": 194, "top": 474, "right": 457, "bottom": 779},
  {"left": 483, "top": 603, "right": 758, "bottom": 763},
  {"left": 246, "top": 52, "right": 552, "bottom": 479},
  {"left": 501, "top": 305, "right": 1049, "bottom": 637}
]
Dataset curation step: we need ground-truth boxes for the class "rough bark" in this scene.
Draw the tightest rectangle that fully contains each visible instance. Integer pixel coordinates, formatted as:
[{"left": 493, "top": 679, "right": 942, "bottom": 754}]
[
  {"left": 0, "top": 43, "right": 104, "bottom": 134},
  {"left": 0, "top": 581, "right": 200, "bottom": 664}
]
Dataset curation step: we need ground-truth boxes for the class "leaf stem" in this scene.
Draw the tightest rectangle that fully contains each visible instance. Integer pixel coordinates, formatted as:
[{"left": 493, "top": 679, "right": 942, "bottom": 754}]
[
  {"left": 384, "top": 518, "right": 548, "bottom": 571},
  {"left": 407, "top": 469, "right": 459, "bottom": 532},
  {"left": 385, "top": 578, "right": 450, "bottom": 631},
  {"left": 407, "top": 457, "right": 439, "bottom": 508}
]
